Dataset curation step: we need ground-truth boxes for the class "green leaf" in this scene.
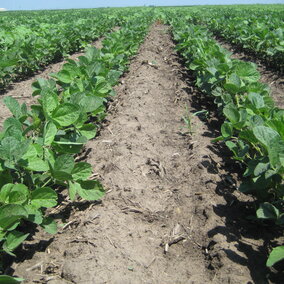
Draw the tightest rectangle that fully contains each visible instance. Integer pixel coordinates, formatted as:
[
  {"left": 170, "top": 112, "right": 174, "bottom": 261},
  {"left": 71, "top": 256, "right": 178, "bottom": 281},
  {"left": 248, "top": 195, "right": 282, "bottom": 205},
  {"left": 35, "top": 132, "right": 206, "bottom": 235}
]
[
  {"left": 256, "top": 202, "right": 279, "bottom": 220},
  {"left": 0, "top": 184, "right": 29, "bottom": 205},
  {"left": 267, "top": 246, "right": 284, "bottom": 267},
  {"left": 26, "top": 204, "right": 43, "bottom": 225},
  {"left": 77, "top": 180, "right": 104, "bottom": 201},
  {"left": 248, "top": 92, "right": 265, "bottom": 109},
  {"left": 0, "top": 204, "right": 28, "bottom": 230},
  {"left": 0, "top": 58, "right": 18, "bottom": 68},
  {"left": 31, "top": 187, "right": 58, "bottom": 208},
  {"left": 0, "top": 137, "right": 30, "bottom": 163},
  {"left": 0, "top": 275, "right": 24, "bottom": 283},
  {"left": 68, "top": 181, "right": 79, "bottom": 201},
  {"left": 253, "top": 126, "right": 280, "bottom": 148},
  {"left": 26, "top": 157, "right": 49, "bottom": 172},
  {"left": 41, "top": 217, "right": 57, "bottom": 234},
  {"left": 221, "top": 122, "right": 233, "bottom": 138},
  {"left": 79, "top": 124, "right": 97, "bottom": 140},
  {"left": 43, "top": 122, "right": 57, "bottom": 146},
  {"left": 51, "top": 103, "right": 80, "bottom": 127},
  {"left": 3, "top": 117, "right": 22, "bottom": 133},
  {"left": 223, "top": 104, "right": 240, "bottom": 124},
  {"left": 53, "top": 154, "right": 75, "bottom": 181},
  {"left": 72, "top": 162, "right": 92, "bottom": 180},
  {"left": 3, "top": 97, "right": 21, "bottom": 118},
  {"left": 41, "top": 90, "right": 59, "bottom": 115},
  {"left": 254, "top": 161, "right": 270, "bottom": 177},
  {"left": 224, "top": 73, "right": 241, "bottom": 94},
  {"left": 54, "top": 154, "right": 74, "bottom": 173},
  {"left": 53, "top": 70, "right": 73, "bottom": 84},
  {"left": 234, "top": 61, "right": 260, "bottom": 82},
  {"left": 3, "top": 231, "right": 29, "bottom": 255}
]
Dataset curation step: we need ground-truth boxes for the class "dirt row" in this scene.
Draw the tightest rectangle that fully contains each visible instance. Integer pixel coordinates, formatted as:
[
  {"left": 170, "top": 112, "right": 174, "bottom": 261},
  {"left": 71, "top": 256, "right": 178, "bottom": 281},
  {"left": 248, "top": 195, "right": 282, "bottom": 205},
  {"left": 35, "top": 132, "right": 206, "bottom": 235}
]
[{"left": 1, "top": 24, "right": 283, "bottom": 283}]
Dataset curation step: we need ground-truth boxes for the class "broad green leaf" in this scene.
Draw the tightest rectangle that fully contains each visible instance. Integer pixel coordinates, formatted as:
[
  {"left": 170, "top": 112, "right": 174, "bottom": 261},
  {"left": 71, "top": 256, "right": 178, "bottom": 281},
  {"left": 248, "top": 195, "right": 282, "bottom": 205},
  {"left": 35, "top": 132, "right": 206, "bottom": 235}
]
[
  {"left": 0, "top": 275, "right": 24, "bottom": 283},
  {"left": 32, "top": 78, "right": 56, "bottom": 96},
  {"left": 257, "top": 202, "right": 279, "bottom": 220},
  {"left": 0, "top": 184, "right": 29, "bottom": 205},
  {"left": 68, "top": 181, "right": 79, "bottom": 201},
  {"left": 253, "top": 126, "right": 280, "bottom": 148},
  {"left": 254, "top": 161, "right": 270, "bottom": 177},
  {"left": 0, "top": 204, "right": 28, "bottom": 230},
  {"left": 3, "top": 117, "right": 22, "bottom": 133},
  {"left": 79, "top": 124, "right": 97, "bottom": 140},
  {"left": 0, "top": 137, "right": 30, "bottom": 163},
  {"left": 4, "top": 125, "right": 22, "bottom": 141},
  {"left": 3, "top": 231, "right": 29, "bottom": 255},
  {"left": 0, "top": 58, "right": 18, "bottom": 68},
  {"left": 43, "top": 122, "right": 57, "bottom": 146},
  {"left": 77, "top": 180, "right": 104, "bottom": 201},
  {"left": 26, "top": 157, "right": 49, "bottom": 172},
  {"left": 41, "top": 217, "right": 57, "bottom": 234},
  {"left": 248, "top": 92, "right": 265, "bottom": 109},
  {"left": 224, "top": 73, "right": 241, "bottom": 94},
  {"left": 31, "top": 187, "right": 58, "bottom": 208},
  {"left": 21, "top": 144, "right": 38, "bottom": 160},
  {"left": 53, "top": 70, "right": 73, "bottom": 84},
  {"left": 41, "top": 90, "right": 59, "bottom": 115},
  {"left": 221, "top": 122, "right": 233, "bottom": 138},
  {"left": 51, "top": 103, "right": 80, "bottom": 127},
  {"left": 3, "top": 96, "right": 21, "bottom": 118},
  {"left": 223, "top": 104, "right": 240, "bottom": 124},
  {"left": 72, "top": 162, "right": 92, "bottom": 180},
  {"left": 26, "top": 204, "right": 43, "bottom": 225},
  {"left": 54, "top": 154, "right": 74, "bottom": 173},
  {"left": 79, "top": 96, "right": 104, "bottom": 113},
  {"left": 53, "top": 154, "right": 75, "bottom": 180},
  {"left": 267, "top": 246, "right": 284, "bottom": 267},
  {"left": 234, "top": 61, "right": 260, "bottom": 82}
]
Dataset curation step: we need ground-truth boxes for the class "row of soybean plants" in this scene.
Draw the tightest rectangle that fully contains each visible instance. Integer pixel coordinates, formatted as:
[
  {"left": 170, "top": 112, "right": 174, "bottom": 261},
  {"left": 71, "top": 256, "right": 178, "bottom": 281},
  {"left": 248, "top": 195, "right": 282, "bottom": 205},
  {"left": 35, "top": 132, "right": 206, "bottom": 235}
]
[
  {"left": 0, "top": 11, "right": 153, "bottom": 283},
  {"left": 0, "top": 8, "right": 129, "bottom": 88},
  {"left": 187, "top": 6, "right": 284, "bottom": 73},
  {"left": 167, "top": 12, "right": 284, "bottom": 269}
]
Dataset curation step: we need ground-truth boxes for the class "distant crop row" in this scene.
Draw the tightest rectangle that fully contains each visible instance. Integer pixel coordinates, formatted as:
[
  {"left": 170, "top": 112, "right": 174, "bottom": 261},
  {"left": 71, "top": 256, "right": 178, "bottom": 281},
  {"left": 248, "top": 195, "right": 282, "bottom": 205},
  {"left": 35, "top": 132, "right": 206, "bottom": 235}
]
[
  {"left": 187, "top": 7, "right": 284, "bottom": 73},
  {"left": 0, "top": 8, "right": 141, "bottom": 88}
]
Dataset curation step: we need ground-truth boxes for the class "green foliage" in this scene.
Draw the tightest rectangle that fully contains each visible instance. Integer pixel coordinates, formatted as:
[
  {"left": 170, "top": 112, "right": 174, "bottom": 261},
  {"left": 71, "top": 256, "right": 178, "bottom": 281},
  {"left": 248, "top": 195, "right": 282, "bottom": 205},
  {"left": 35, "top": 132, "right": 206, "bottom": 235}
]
[
  {"left": 170, "top": 12, "right": 284, "bottom": 270},
  {"left": 0, "top": 10, "right": 152, "bottom": 280}
]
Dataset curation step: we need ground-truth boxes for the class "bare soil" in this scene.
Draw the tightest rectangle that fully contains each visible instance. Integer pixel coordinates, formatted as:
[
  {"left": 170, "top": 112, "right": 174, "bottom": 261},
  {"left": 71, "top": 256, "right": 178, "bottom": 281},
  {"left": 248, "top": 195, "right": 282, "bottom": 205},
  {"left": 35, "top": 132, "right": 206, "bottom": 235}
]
[
  {"left": 3, "top": 24, "right": 284, "bottom": 283},
  {"left": 217, "top": 40, "right": 284, "bottom": 109}
]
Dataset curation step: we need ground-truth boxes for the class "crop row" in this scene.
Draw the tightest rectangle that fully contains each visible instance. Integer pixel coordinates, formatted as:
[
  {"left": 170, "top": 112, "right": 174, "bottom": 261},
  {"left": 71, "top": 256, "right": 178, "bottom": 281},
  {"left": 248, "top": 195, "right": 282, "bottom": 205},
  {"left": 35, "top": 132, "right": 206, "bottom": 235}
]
[
  {"left": 187, "top": 7, "right": 284, "bottom": 73},
  {"left": 0, "top": 11, "right": 153, "bottom": 282},
  {"left": 168, "top": 13, "right": 284, "bottom": 268},
  {"left": 0, "top": 8, "right": 137, "bottom": 88}
]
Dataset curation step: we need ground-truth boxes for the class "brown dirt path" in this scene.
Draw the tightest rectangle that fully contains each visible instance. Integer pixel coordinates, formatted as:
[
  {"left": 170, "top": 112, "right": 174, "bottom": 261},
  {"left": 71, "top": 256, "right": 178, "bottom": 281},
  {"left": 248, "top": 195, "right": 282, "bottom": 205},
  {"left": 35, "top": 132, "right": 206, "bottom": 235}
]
[{"left": 10, "top": 24, "right": 284, "bottom": 284}]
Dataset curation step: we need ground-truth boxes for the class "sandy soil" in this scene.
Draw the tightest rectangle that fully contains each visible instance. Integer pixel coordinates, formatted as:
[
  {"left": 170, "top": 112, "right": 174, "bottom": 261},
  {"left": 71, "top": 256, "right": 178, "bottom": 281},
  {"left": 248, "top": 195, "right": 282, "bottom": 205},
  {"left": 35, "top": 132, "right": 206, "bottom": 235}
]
[{"left": 2, "top": 24, "right": 283, "bottom": 284}]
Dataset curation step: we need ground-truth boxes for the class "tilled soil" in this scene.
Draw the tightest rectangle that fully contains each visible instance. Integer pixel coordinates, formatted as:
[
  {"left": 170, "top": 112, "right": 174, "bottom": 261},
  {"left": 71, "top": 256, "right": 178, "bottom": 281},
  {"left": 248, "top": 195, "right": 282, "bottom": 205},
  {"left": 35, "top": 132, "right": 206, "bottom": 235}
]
[{"left": 7, "top": 24, "right": 284, "bottom": 283}]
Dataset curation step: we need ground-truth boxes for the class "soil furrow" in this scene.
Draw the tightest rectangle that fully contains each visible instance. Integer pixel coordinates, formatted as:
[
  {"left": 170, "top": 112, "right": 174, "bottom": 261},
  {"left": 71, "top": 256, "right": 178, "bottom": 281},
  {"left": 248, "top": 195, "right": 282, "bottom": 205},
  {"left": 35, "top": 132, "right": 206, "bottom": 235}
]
[{"left": 11, "top": 23, "right": 284, "bottom": 284}]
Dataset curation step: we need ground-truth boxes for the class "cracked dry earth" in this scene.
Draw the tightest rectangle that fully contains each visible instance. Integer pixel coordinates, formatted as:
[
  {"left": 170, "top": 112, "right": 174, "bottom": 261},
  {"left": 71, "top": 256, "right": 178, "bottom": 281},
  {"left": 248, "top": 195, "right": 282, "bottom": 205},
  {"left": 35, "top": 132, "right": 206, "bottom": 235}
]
[{"left": 10, "top": 24, "right": 284, "bottom": 284}]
